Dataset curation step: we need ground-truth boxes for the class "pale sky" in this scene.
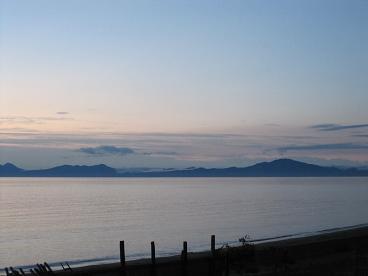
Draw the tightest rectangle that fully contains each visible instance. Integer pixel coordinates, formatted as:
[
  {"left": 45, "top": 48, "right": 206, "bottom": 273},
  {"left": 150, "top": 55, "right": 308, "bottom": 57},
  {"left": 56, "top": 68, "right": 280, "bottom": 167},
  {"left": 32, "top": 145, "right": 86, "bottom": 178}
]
[{"left": 1, "top": 0, "right": 368, "bottom": 169}]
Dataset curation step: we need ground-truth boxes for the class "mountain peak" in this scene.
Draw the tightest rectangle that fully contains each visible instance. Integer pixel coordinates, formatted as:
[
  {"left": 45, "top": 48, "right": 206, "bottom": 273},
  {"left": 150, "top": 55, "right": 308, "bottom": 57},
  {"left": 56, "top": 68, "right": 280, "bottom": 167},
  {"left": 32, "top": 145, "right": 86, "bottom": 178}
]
[
  {"left": 0, "top": 162, "right": 24, "bottom": 174},
  {"left": 268, "top": 159, "right": 313, "bottom": 166},
  {"left": 3, "top": 162, "right": 18, "bottom": 167}
]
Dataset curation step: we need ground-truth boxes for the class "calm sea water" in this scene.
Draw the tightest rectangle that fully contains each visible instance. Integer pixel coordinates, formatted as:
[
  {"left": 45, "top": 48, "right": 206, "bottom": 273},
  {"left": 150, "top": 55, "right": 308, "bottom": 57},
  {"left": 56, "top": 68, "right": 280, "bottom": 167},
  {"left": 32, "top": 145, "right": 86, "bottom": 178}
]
[{"left": 1, "top": 177, "right": 368, "bottom": 270}]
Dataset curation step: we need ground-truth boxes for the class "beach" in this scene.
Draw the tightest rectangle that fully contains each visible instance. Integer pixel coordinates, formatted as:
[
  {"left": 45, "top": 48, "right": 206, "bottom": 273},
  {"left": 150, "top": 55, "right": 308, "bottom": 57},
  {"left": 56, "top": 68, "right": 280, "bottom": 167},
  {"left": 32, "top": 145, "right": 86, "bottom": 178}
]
[{"left": 13, "top": 225, "right": 366, "bottom": 276}]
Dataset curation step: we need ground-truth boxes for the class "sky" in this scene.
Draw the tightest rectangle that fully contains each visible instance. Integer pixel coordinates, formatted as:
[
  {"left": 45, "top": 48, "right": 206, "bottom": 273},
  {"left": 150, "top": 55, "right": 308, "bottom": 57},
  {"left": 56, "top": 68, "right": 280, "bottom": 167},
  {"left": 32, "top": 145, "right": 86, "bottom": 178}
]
[{"left": 1, "top": 0, "right": 368, "bottom": 169}]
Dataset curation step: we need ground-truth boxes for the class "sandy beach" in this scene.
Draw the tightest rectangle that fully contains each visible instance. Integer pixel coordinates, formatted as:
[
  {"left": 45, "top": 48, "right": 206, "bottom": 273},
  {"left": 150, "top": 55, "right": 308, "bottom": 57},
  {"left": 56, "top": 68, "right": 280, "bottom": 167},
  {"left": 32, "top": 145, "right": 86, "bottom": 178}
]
[{"left": 17, "top": 225, "right": 366, "bottom": 276}]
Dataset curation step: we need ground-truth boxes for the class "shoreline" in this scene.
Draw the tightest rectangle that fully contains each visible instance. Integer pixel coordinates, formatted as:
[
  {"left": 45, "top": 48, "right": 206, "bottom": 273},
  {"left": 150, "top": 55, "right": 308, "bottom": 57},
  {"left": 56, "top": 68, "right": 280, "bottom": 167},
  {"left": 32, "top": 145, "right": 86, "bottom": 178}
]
[
  {"left": 72, "top": 224, "right": 368, "bottom": 275},
  {"left": 4, "top": 223, "right": 368, "bottom": 275},
  {"left": 59, "top": 224, "right": 368, "bottom": 275}
]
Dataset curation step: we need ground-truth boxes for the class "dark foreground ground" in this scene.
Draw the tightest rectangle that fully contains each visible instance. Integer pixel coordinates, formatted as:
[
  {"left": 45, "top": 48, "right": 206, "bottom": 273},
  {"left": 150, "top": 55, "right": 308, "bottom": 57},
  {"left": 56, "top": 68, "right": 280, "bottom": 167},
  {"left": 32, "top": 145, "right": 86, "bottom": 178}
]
[{"left": 7, "top": 226, "right": 368, "bottom": 276}]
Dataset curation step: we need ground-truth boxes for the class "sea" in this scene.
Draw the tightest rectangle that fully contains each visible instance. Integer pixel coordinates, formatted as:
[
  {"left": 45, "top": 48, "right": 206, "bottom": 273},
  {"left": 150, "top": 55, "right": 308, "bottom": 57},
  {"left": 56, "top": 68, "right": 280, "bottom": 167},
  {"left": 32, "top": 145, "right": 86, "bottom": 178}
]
[{"left": 1, "top": 177, "right": 368, "bottom": 271}]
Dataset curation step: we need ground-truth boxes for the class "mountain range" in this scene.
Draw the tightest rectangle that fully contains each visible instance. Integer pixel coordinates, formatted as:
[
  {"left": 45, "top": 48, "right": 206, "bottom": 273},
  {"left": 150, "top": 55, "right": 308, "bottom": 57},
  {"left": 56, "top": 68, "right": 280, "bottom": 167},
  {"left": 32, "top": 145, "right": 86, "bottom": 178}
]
[{"left": 1, "top": 159, "right": 368, "bottom": 177}]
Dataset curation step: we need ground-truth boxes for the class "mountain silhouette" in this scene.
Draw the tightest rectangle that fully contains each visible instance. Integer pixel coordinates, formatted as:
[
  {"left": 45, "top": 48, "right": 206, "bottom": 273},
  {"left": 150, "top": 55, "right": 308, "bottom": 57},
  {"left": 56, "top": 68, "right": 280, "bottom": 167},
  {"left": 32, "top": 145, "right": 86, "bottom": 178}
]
[
  {"left": 0, "top": 163, "right": 24, "bottom": 176},
  {"left": 120, "top": 159, "right": 361, "bottom": 177},
  {"left": 1, "top": 159, "right": 368, "bottom": 177},
  {"left": 25, "top": 164, "right": 118, "bottom": 177}
]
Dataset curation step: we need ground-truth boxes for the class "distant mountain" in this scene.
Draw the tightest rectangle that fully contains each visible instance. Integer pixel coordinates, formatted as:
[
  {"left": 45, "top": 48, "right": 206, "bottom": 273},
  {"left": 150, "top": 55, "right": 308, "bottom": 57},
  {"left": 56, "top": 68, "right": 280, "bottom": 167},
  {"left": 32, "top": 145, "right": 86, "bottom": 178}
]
[
  {"left": 0, "top": 163, "right": 24, "bottom": 176},
  {"left": 1, "top": 159, "right": 368, "bottom": 177},
  {"left": 118, "top": 159, "right": 368, "bottom": 177},
  {"left": 0, "top": 164, "right": 118, "bottom": 177},
  {"left": 25, "top": 164, "right": 118, "bottom": 177}
]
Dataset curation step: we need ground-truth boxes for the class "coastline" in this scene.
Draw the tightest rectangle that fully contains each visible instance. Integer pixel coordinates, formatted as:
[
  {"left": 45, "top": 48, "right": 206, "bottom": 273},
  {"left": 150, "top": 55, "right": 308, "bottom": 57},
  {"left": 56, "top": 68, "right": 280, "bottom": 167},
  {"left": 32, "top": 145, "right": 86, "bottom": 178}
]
[{"left": 5, "top": 224, "right": 368, "bottom": 275}]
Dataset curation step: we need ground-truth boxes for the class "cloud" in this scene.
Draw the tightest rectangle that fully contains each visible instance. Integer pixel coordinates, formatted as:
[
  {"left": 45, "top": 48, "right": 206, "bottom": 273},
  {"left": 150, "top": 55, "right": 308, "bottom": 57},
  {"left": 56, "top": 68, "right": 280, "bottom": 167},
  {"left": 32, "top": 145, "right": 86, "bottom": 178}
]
[
  {"left": 0, "top": 116, "right": 73, "bottom": 125},
  {"left": 143, "top": 151, "right": 178, "bottom": 156},
  {"left": 3, "top": 129, "right": 368, "bottom": 169},
  {"left": 0, "top": 127, "right": 40, "bottom": 134},
  {"left": 264, "top": 123, "right": 280, "bottom": 127},
  {"left": 56, "top": 111, "right": 69, "bottom": 115},
  {"left": 78, "top": 145, "right": 135, "bottom": 156},
  {"left": 311, "top": 124, "right": 368, "bottom": 131},
  {"left": 353, "top": 134, "right": 368, "bottom": 138},
  {"left": 278, "top": 143, "right": 368, "bottom": 154}
]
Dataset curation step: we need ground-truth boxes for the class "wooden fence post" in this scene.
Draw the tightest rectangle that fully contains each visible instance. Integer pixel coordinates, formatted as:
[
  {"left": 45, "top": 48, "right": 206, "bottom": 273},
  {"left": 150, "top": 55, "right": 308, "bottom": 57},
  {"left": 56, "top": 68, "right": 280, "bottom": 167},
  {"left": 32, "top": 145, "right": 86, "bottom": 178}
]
[
  {"left": 182, "top": 241, "right": 188, "bottom": 276},
  {"left": 209, "top": 235, "right": 216, "bottom": 276},
  {"left": 211, "top": 235, "right": 216, "bottom": 255},
  {"left": 225, "top": 249, "right": 230, "bottom": 276},
  {"left": 151, "top": 241, "right": 156, "bottom": 276},
  {"left": 120, "top": 241, "right": 126, "bottom": 276}
]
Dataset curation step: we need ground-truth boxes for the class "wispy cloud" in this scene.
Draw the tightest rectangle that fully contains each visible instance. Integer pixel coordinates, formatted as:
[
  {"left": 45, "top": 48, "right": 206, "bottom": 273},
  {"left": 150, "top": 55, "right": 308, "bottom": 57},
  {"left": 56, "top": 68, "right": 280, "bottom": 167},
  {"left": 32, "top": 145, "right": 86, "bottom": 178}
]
[
  {"left": 311, "top": 124, "right": 368, "bottom": 131},
  {"left": 143, "top": 151, "right": 178, "bottom": 156},
  {"left": 0, "top": 127, "right": 40, "bottom": 134},
  {"left": 78, "top": 145, "right": 135, "bottom": 156},
  {"left": 56, "top": 111, "right": 69, "bottom": 115},
  {"left": 0, "top": 116, "right": 73, "bottom": 124},
  {"left": 2, "top": 129, "right": 368, "bottom": 169},
  {"left": 278, "top": 143, "right": 368, "bottom": 154}
]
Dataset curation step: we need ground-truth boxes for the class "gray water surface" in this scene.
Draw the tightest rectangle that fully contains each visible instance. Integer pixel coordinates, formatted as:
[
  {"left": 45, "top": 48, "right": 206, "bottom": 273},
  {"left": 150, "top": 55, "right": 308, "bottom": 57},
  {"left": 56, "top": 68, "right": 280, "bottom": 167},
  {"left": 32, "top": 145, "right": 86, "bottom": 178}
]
[{"left": 1, "top": 177, "right": 367, "bottom": 269}]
